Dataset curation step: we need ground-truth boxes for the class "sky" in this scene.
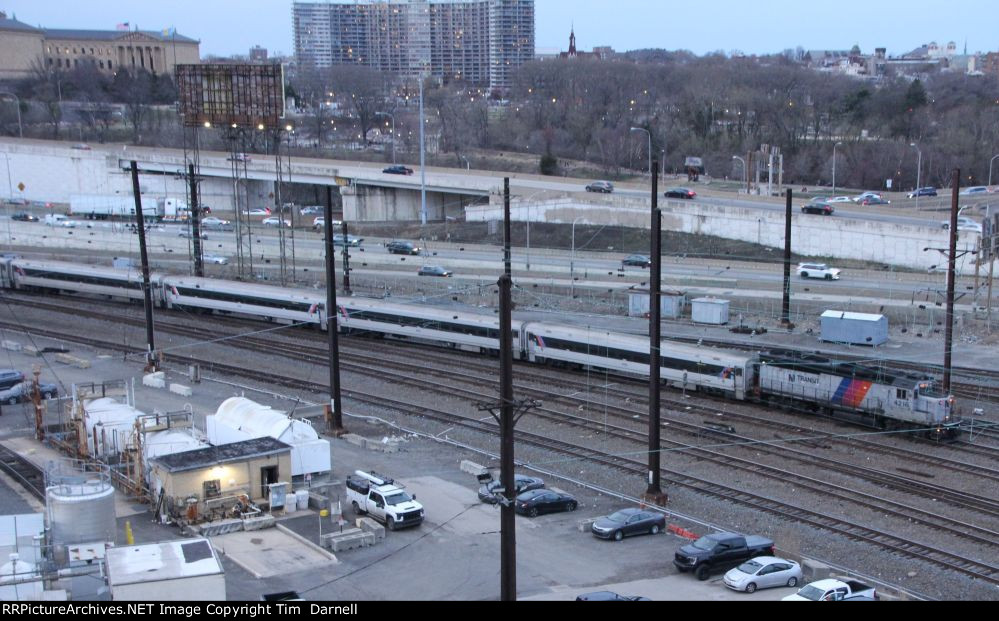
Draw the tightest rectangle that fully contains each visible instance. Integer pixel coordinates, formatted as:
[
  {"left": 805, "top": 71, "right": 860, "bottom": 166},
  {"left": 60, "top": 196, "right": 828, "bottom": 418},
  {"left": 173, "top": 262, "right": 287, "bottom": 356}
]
[{"left": 1, "top": 0, "right": 995, "bottom": 59}]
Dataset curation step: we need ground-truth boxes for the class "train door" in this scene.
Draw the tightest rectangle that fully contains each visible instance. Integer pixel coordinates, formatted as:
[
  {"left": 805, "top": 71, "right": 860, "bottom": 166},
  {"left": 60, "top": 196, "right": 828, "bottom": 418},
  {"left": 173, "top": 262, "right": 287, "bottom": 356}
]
[{"left": 0, "top": 259, "right": 11, "bottom": 289}]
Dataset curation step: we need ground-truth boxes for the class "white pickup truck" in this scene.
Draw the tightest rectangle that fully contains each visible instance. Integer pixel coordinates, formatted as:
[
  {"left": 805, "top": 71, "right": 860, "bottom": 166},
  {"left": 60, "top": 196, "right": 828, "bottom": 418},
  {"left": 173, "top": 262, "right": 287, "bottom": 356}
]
[
  {"left": 346, "top": 471, "right": 424, "bottom": 531},
  {"left": 782, "top": 578, "right": 878, "bottom": 601},
  {"left": 797, "top": 263, "right": 841, "bottom": 280}
]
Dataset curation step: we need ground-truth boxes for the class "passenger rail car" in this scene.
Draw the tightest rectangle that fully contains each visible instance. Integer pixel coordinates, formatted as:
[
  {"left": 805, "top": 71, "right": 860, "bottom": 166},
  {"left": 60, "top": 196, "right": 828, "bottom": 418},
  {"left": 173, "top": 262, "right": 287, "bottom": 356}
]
[
  {"left": 338, "top": 298, "right": 522, "bottom": 356},
  {"left": 4, "top": 259, "right": 154, "bottom": 304},
  {"left": 524, "top": 323, "right": 754, "bottom": 399},
  {"left": 756, "top": 351, "right": 958, "bottom": 440},
  {"left": 162, "top": 277, "right": 326, "bottom": 328}
]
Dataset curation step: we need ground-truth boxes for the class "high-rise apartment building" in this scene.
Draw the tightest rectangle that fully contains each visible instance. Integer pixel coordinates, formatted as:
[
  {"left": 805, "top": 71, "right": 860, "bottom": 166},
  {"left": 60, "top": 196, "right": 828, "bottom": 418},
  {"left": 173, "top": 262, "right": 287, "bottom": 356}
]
[{"left": 292, "top": 0, "right": 534, "bottom": 91}]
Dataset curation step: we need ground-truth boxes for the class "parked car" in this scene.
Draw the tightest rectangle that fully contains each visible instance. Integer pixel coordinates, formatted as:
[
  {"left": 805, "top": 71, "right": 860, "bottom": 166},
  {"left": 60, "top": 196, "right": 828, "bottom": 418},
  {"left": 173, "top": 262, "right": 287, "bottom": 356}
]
[
  {"left": 477, "top": 474, "right": 545, "bottom": 504},
  {"left": 591, "top": 508, "right": 666, "bottom": 541},
  {"left": 622, "top": 254, "right": 652, "bottom": 268},
  {"left": 383, "top": 165, "right": 414, "bottom": 176},
  {"left": 723, "top": 556, "right": 802, "bottom": 593},
  {"left": 664, "top": 187, "right": 696, "bottom": 199},
  {"left": 0, "top": 381, "right": 58, "bottom": 405},
  {"left": 333, "top": 234, "right": 363, "bottom": 247},
  {"left": 244, "top": 208, "right": 272, "bottom": 216},
  {"left": 907, "top": 187, "right": 937, "bottom": 198},
  {"left": 585, "top": 180, "right": 614, "bottom": 193},
  {"left": 11, "top": 212, "right": 38, "bottom": 222},
  {"left": 801, "top": 202, "right": 834, "bottom": 216},
  {"left": 514, "top": 489, "right": 577, "bottom": 517},
  {"left": 960, "top": 186, "right": 989, "bottom": 196},
  {"left": 202, "top": 254, "right": 230, "bottom": 265},
  {"left": 852, "top": 192, "right": 882, "bottom": 203},
  {"left": 797, "top": 263, "right": 841, "bottom": 280},
  {"left": 0, "top": 369, "right": 25, "bottom": 391},
  {"left": 179, "top": 229, "right": 208, "bottom": 240},
  {"left": 200, "top": 217, "right": 231, "bottom": 230},
  {"left": 418, "top": 265, "right": 453, "bottom": 278},
  {"left": 782, "top": 578, "right": 878, "bottom": 601},
  {"left": 387, "top": 241, "right": 423, "bottom": 256},
  {"left": 262, "top": 217, "right": 292, "bottom": 228},
  {"left": 942, "top": 217, "right": 983, "bottom": 234},
  {"left": 859, "top": 196, "right": 890, "bottom": 206},
  {"left": 575, "top": 592, "right": 651, "bottom": 601},
  {"left": 71, "top": 143, "right": 91, "bottom": 151}
]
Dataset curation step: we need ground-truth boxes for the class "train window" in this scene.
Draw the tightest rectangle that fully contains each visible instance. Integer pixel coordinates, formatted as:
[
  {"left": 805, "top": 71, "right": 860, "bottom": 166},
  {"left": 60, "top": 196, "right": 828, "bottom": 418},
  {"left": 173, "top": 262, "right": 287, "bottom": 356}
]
[
  {"left": 22, "top": 268, "right": 141, "bottom": 291},
  {"left": 896, "top": 389, "right": 908, "bottom": 400}
]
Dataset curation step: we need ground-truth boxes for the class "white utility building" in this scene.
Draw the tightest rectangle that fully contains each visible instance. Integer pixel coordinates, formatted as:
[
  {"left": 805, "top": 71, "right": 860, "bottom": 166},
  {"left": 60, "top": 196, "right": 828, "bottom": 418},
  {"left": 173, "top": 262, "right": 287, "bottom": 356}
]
[{"left": 206, "top": 398, "right": 331, "bottom": 481}]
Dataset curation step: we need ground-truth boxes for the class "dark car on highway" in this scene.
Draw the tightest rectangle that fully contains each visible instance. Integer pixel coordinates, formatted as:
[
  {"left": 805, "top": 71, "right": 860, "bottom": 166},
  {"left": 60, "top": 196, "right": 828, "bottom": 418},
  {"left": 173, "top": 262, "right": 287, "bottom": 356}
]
[
  {"left": 622, "top": 254, "right": 652, "bottom": 268},
  {"left": 801, "top": 202, "right": 834, "bottom": 216},
  {"left": 333, "top": 234, "right": 364, "bottom": 247},
  {"left": 664, "top": 187, "right": 696, "bottom": 199},
  {"left": 477, "top": 474, "right": 545, "bottom": 504},
  {"left": 591, "top": 508, "right": 666, "bottom": 541},
  {"left": 383, "top": 165, "right": 414, "bottom": 176},
  {"left": 418, "top": 265, "right": 453, "bottom": 277},
  {"left": 907, "top": 187, "right": 937, "bottom": 198},
  {"left": 860, "top": 196, "right": 890, "bottom": 206},
  {"left": 11, "top": 212, "right": 38, "bottom": 222},
  {"left": 514, "top": 489, "right": 577, "bottom": 517},
  {"left": 387, "top": 241, "right": 422, "bottom": 256}
]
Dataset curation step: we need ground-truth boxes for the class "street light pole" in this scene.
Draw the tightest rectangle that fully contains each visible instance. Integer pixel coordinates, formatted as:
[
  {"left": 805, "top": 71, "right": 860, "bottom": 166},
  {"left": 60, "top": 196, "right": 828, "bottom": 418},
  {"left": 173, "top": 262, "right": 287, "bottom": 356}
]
[
  {"left": 419, "top": 77, "right": 427, "bottom": 227},
  {"left": 376, "top": 111, "right": 396, "bottom": 165},
  {"left": 630, "top": 127, "right": 652, "bottom": 177},
  {"left": 989, "top": 154, "right": 999, "bottom": 187},
  {"left": 732, "top": 156, "right": 746, "bottom": 188},
  {"left": 833, "top": 141, "right": 843, "bottom": 195},
  {"left": 0, "top": 92, "right": 22, "bottom": 139},
  {"left": 911, "top": 143, "right": 922, "bottom": 210}
]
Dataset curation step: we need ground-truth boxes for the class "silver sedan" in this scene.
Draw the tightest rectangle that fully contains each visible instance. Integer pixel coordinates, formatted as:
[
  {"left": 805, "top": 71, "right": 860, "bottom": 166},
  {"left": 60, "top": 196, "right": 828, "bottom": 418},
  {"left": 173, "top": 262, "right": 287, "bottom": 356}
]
[{"left": 723, "top": 556, "right": 802, "bottom": 593}]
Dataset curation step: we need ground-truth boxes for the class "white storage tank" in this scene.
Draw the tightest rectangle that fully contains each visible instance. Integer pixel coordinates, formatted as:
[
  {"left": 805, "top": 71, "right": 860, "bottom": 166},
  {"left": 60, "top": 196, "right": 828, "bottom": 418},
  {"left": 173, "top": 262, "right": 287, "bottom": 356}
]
[
  {"left": 296, "top": 489, "right": 310, "bottom": 511},
  {"left": 0, "top": 553, "right": 43, "bottom": 601},
  {"left": 692, "top": 298, "right": 730, "bottom": 325},
  {"left": 821, "top": 311, "right": 888, "bottom": 346},
  {"left": 206, "top": 398, "right": 331, "bottom": 480},
  {"left": 45, "top": 460, "right": 116, "bottom": 548},
  {"left": 84, "top": 398, "right": 145, "bottom": 458}
]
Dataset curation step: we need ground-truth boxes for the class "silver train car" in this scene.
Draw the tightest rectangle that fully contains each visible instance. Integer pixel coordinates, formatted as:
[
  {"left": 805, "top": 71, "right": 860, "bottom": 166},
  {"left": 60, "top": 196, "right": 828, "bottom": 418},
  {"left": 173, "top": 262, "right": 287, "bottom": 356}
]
[
  {"left": 523, "top": 323, "right": 754, "bottom": 400},
  {"left": 162, "top": 276, "right": 326, "bottom": 328},
  {"left": 1, "top": 259, "right": 156, "bottom": 303}
]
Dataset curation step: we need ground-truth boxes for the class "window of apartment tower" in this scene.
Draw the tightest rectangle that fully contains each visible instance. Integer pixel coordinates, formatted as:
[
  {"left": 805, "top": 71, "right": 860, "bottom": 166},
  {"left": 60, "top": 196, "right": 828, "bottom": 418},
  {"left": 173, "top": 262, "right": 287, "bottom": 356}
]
[{"left": 99, "top": 61, "right": 104, "bottom": 69}]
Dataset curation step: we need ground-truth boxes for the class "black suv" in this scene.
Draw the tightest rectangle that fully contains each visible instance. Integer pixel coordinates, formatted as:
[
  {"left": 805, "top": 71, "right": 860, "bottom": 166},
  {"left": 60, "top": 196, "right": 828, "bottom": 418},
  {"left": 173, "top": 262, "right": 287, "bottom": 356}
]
[{"left": 387, "top": 241, "right": 422, "bottom": 256}]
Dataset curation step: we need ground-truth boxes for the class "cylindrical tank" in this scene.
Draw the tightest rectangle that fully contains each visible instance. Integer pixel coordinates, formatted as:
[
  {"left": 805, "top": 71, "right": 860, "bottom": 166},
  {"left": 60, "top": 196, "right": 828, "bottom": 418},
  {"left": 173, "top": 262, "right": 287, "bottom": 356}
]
[
  {"left": 0, "top": 553, "right": 43, "bottom": 601},
  {"left": 296, "top": 489, "right": 310, "bottom": 511},
  {"left": 45, "top": 460, "right": 116, "bottom": 548}
]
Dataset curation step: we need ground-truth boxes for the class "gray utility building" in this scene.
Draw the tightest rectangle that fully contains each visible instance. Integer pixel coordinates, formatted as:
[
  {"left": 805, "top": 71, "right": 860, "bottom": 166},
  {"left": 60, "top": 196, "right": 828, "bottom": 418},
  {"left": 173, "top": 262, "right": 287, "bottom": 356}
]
[{"left": 821, "top": 310, "right": 888, "bottom": 346}]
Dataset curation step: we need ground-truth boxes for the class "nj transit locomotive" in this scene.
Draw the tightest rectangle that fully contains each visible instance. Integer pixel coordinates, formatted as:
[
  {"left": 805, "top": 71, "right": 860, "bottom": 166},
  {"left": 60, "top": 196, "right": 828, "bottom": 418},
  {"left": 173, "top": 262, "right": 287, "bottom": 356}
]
[{"left": 0, "top": 259, "right": 958, "bottom": 439}]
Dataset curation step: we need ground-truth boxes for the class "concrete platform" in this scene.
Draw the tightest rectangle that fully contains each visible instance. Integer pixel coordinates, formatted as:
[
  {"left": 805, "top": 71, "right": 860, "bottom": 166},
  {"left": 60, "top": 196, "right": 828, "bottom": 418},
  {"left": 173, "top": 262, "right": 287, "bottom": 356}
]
[{"left": 210, "top": 529, "right": 337, "bottom": 579}]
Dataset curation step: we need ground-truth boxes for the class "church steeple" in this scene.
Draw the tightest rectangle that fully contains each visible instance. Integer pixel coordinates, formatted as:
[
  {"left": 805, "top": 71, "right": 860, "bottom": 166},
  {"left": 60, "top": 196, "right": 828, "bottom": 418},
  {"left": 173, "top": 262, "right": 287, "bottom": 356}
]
[{"left": 568, "top": 25, "right": 577, "bottom": 57}]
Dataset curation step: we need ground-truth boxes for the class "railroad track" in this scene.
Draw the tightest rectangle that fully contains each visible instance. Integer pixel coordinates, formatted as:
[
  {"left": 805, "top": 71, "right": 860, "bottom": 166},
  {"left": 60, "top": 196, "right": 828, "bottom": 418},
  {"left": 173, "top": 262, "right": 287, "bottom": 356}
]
[
  {"left": 0, "top": 443, "right": 45, "bottom": 502},
  {"left": 3, "top": 318, "right": 999, "bottom": 586}
]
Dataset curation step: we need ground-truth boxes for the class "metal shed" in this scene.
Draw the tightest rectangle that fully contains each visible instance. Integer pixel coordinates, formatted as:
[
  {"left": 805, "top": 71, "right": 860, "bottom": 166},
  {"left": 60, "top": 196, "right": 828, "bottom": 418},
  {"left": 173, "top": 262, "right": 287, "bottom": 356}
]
[
  {"left": 691, "top": 298, "right": 730, "bottom": 325},
  {"left": 627, "top": 288, "right": 687, "bottom": 319},
  {"left": 821, "top": 311, "right": 888, "bottom": 346}
]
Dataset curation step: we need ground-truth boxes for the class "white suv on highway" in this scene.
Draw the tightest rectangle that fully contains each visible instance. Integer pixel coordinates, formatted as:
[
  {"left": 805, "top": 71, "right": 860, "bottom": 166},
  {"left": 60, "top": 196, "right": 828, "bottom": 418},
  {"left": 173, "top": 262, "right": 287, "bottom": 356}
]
[{"left": 797, "top": 263, "right": 841, "bottom": 280}]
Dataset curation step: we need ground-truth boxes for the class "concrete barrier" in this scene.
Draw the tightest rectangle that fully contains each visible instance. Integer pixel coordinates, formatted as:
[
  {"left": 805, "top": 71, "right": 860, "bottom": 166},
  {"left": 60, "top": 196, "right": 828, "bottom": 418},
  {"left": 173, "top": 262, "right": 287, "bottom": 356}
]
[
  {"left": 242, "top": 515, "right": 276, "bottom": 531},
  {"left": 577, "top": 518, "right": 598, "bottom": 533},
  {"left": 2, "top": 340, "right": 22, "bottom": 352},
  {"left": 195, "top": 518, "right": 244, "bottom": 537},
  {"left": 321, "top": 528, "right": 375, "bottom": 552},
  {"left": 54, "top": 353, "right": 90, "bottom": 369},
  {"left": 22, "top": 346, "right": 40, "bottom": 356},
  {"left": 169, "top": 383, "right": 193, "bottom": 397},
  {"left": 343, "top": 434, "right": 367, "bottom": 449},
  {"left": 142, "top": 372, "right": 166, "bottom": 389},
  {"left": 460, "top": 460, "right": 488, "bottom": 476},
  {"left": 356, "top": 517, "right": 386, "bottom": 540}
]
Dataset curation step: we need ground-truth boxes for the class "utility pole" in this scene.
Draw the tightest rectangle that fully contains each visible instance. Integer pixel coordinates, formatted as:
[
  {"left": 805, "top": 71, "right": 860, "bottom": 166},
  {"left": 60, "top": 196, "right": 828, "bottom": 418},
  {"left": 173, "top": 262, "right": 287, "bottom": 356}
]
[
  {"left": 188, "top": 164, "right": 203, "bottom": 277},
  {"left": 504, "top": 178, "right": 511, "bottom": 277},
  {"left": 324, "top": 186, "right": 345, "bottom": 435},
  {"left": 130, "top": 161, "right": 157, "bottom": 371},
  {"left": 781, "top": 189, "right": 794, "bottom": 328},
  {"left": 943, "top": 170, "right": 959, "bottom": 394},
  {"left": 645, "top": 159, "right": 667, "bottom": 505},
  {"left": 419, "top": 77, "right": 427, "bottom": 227},
  {"left": 341, "top": 220, "right": 352, "bottom": 295}
]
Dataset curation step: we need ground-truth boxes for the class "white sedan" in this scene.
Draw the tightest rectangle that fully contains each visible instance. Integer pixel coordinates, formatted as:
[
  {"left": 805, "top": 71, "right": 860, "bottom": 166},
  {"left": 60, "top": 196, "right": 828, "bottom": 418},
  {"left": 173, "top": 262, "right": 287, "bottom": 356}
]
[
  {"left": 202, "top": 254, "right": 229, "bottom": 265},
  {"left": 797, "top": 263, "right": 841, "bottom": 280},
  {"left": 826, "top": 196, "right": 853, "bottom": 203},
  {"left": 941, "top": 217, "right": 983, "bottom": 234},
  {"left": 723, "top": 557, "right": 802, "bottom": 593},
  {"left": 262, "top": 217, "right": 291, "bottom": 228}
]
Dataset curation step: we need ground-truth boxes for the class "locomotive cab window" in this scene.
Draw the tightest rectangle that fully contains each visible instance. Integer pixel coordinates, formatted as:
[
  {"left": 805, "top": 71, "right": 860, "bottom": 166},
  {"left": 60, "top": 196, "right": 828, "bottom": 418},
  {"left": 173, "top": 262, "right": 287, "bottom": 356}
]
[{"left": 896, "top": 389, "right": 908, "bottom": 400}]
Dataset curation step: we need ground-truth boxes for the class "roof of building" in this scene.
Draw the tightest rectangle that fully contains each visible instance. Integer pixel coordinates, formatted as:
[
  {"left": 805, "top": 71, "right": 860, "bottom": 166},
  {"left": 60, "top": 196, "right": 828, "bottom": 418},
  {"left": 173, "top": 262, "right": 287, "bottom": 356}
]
[
  {"left": 43, "top": 28, "right": 198, "bottom": 44},
  {"left": 150, "top": 437, "right": 291, "bottom": 473},
  {"left": 106, "top": 538, "right": 223, "bottom": 586},
  {"left": 821, "top": 310, "right": 886, "bottom": 322},
  {"left": 0, "top": 15, "right": 41, "bottom": 34}
]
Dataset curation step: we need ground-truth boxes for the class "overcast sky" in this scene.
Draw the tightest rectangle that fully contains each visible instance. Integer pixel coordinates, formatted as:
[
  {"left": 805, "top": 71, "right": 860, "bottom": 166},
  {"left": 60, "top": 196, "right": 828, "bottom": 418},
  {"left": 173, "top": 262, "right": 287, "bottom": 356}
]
[{"left": 2, "top": 0, "right": 994, "bottom": 58}]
